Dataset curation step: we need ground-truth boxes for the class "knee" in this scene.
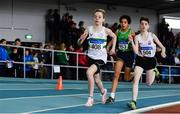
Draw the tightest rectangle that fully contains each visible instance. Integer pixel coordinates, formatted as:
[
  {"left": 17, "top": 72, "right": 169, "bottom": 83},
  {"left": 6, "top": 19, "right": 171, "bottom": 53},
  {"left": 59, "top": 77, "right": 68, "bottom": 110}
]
[
  {"left": 114, "top": 73, "right": 120, "bottom": 80},
  {"left": 86, "top": 70, "right": 93, "bottom": 79},
  {"left": 94, "top": 77, "right": 100, "bottom": 83}
]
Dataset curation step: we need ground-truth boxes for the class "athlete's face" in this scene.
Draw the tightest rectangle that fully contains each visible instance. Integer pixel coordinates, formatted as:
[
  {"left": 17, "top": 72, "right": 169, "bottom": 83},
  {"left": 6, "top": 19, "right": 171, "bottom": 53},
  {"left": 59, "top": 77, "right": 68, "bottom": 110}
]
[
  {"left": 140, "top": 20, "right": 149, "bottom": 32},
  {"left": 94, "top": 12, "right": 105, "bottom": 26},
  {"left": 120, "top": 19, "right": 129, "bottom": 30}
]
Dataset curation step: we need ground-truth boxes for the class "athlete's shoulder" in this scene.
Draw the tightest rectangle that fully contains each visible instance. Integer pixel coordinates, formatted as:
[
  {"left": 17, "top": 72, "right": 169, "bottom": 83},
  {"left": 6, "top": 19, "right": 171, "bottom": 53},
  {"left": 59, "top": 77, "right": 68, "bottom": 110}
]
[
  {"left": 135, "top": 33, "right": 141, "bottom": 38},
  {"left": 86, "top": 26, "right": 92, "bottom": 30},
  {"left": 104, "top": 27, "right": 112, "bottom": 33},
  {"left": 134, "top": 33, "right": 141, "bottom": 41},
  {"left": 149, "top": 32, "right": 158, "bottom": 39}
]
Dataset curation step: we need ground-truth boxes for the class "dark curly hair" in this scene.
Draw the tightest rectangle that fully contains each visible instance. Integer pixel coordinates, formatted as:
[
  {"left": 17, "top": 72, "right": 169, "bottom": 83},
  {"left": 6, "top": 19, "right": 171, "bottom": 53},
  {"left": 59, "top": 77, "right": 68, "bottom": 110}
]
[{"left": 119, "top": 15, "right": 131, "bottom": 24}]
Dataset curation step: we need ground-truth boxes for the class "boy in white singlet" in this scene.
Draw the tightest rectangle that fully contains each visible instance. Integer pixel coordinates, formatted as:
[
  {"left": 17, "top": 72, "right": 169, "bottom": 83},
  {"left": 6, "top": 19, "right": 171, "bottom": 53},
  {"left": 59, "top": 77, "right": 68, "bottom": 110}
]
[
  {"left": 127, "top": 17, "right": 166, "bottom": 110},
  {"left": 78, "top": 9, "right": 116, "bottom": 107}
]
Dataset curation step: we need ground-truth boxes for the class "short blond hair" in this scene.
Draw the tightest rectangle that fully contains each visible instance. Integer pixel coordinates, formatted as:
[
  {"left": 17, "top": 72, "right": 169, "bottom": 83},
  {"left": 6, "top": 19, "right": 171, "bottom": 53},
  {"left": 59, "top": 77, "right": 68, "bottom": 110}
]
[{"left": 94, "top": 9, "right": 106, "bottom": 18}]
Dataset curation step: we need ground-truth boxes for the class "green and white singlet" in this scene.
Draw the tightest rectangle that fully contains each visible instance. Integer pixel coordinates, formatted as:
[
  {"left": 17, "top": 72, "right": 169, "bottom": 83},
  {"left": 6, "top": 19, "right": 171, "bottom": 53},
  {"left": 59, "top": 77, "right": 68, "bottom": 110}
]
[{"left": 117, "top": 28, "right": 132, "bottom": 52}]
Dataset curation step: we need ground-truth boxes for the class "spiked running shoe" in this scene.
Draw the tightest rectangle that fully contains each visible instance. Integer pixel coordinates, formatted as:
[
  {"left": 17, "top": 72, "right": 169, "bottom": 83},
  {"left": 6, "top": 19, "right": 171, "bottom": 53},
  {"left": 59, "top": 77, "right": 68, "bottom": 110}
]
[
  {"left": 127, "top": 101, "right": 136, "bottom": 110},
  {"left": 102, "top": 89, "right": 107, "bottom": 104},
  {"left": 106, "top": 96, "right": 115, "bottom": 104},
  {"left": 85, "top": 97, "right": 94, "bottom": 107}
]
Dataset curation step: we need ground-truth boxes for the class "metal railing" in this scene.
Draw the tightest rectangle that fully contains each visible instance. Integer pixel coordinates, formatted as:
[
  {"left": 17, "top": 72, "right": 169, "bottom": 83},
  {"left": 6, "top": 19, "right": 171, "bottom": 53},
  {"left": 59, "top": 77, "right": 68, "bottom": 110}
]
[{"left": 0, "top": 44, "right": 180, "bottom": 83}]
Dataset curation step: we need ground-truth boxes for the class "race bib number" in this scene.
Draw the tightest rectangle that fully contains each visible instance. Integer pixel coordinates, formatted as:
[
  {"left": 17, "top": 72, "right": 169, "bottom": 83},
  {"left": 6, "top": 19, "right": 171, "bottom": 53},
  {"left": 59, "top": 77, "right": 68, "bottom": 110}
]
[
  {"left": 89, "top": 38, "right": 105, "bottom": 50},
  {"left": 90, "top": 43, "right": 102, "bottom": 50},
  {"left": 119, "top": 42, "right": 128, "bottom": 50},
  {"left": 141, "top": 47, "right": 153, "bottom": 56}
]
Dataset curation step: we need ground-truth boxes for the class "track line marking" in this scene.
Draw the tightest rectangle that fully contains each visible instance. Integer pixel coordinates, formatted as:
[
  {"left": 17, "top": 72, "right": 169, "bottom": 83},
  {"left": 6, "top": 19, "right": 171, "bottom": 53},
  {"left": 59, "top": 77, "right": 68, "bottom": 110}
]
[
  {"left": 21, "top": 93, "right": 180, "bottom": 114},
  {"left": 1, "top": 89, "right": 180, "bottom": 101},
  {"left": 121, "top": 101, "right": 180, "bottom": 114}
]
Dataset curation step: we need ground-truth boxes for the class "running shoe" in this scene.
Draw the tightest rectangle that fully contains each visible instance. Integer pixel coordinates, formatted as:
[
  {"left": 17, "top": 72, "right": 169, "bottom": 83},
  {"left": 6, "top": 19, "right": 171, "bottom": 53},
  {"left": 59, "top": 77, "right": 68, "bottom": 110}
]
[
  {"left": 106, "top": 96, "right": 115, "bottom": 104},
  {"left": 127, "top": 101, "right": 136, "bottom": 110},
  {"left": 102, "top": 89, "right": 107, "bottom": 104}
]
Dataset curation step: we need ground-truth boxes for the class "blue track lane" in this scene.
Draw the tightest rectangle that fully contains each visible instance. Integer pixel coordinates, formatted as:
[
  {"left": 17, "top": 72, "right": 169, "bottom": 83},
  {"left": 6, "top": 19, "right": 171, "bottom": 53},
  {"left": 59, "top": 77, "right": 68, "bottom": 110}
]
[{"left": 0, "top": 77, "right": 180, "bottom": 113}]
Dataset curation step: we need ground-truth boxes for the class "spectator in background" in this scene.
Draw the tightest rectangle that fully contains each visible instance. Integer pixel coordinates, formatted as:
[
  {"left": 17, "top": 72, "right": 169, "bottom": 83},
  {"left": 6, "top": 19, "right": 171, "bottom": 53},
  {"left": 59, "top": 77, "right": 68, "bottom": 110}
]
[
  {"left": 10, "top": 48, "right": 19, "bottom": 77},
  {"left": 14, "top": 38, "right": 23, "bottom": 77},
  {"left": 24, "top": 49, "right": 34, "bottom": 78},
  {"left": 77, "top": 21, "right": 88, "bottom": 51},
  {"left": 0, "top": 39, "right": 12, "bottom": 77},
  {"left": 74, "top": 45, "right": 88, "bottom": 80},
  {"left": 45, "top": 9, "right": 54, "bottom": 43},
  {"left": 55, "top": 43, "right": 69, "bottom": 65},
  {"left": 78, "top": 21, "right": 85, "bottom": 37},
  {"left": 110, "top": 22, "right": 118, "bottom": 33},
  {"left": 0, "top": 39, "right": 10, "bottom": 54},
  {"left": 60, "top": 13, "right": 70, "bottom": 43},
  {"left": 175, "top": 53, "right": 180, "bottom": 66},
  {"left": 168, "top": 28, "right": 175, "bottom": 48},
  {"left": 175, "top": 32, "right": 180, "bottom": 50},
  {"left": 68, "top": 15, "right": 75, "bottom": 26},
  {"left": 168, "top": 50, "right": 175, "bottom": 65},
  {"left": 158, "top": 18, "right": 169, "bottom": 45},
  {"left": 54, "top": 43, "right": 70, "bottom": 79},
  {"left": 38, "top": 45, "right": 52, "bottom": 79},
  {"left": 33, "top": 51, "right": 39, "bottom": 78},
  {"left": 53, "top": 9, "right": 60, "bottom": 42},
  {"left": 68, "top": 22, "right": 79, "bottom": 47},
  {"left": 0, "top": 39, "right": 6, "bottom": 44},
  {"left": 172, "top": 53, "right": 180, "bottom": 83},
  {"left": 104, "top": 23, "right": 110, "bottom": 28}
]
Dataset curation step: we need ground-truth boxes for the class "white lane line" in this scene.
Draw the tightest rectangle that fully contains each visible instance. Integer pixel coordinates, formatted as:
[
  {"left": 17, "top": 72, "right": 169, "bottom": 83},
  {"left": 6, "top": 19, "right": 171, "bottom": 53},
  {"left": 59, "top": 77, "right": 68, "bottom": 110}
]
[
  {"left": 2, "top": 87, "right": 175, "bottom": 91},
  {"left": 0, "top": 87, "right": 87, "bottom": 90},
  {"left": 1, "top": 89, "right": 180, "bottom": 101},
  {"left": 121, "top": 101, "right": 180, "bottom": 114},
  {"left": 0, "top": 88, "right": 52, "bottom": 91},
  {"left": 1, "top": 85, "right": 180, "bottom": 90},
  {"left": 21, "top": 93, "right": 180, "bottom": 114},
  {"left": 0, "top": 84, "right": 55, "bottom": 85}
]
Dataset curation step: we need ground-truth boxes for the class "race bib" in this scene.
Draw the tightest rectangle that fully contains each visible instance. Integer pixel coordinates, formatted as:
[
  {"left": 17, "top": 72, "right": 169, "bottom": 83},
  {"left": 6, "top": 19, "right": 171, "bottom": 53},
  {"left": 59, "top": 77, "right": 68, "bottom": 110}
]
[
  {"left": 141, "top": 47, "right": 153, "bottom": 56},
  {"left": 89, "top": 39, "right": 105, "bottom": 50},
  {"left": 118, "top": 41, "right": 128, "bottom": 50},
  {"left": 89, "top": 43, "right": 102, "bottom": 50}
]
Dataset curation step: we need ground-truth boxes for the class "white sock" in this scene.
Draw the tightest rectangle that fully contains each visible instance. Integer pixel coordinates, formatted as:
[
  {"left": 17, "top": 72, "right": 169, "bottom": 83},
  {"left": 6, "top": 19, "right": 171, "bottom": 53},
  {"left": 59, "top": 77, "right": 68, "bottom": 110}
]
[{"left": 110, "top": 93, "right": 115, "bottom": 99}]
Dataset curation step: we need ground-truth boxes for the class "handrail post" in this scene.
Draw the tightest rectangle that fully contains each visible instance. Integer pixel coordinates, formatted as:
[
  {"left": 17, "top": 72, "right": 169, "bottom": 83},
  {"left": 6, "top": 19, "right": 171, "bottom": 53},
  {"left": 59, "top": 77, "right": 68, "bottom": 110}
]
[
  {"left": 168, "top": 66, "right": 171, "bottom": 84},
  {"left": 23, "top": 47, "right": 26, "bottom": 79},
  {"left": 51, "top": 50, "right": 54, "bottom": 80},
  {"left": 15, "top": 69, "right": 17, "bottom": 78},
  {"left": 76, "top": 53, "right": 79, "bottom": 80}
]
